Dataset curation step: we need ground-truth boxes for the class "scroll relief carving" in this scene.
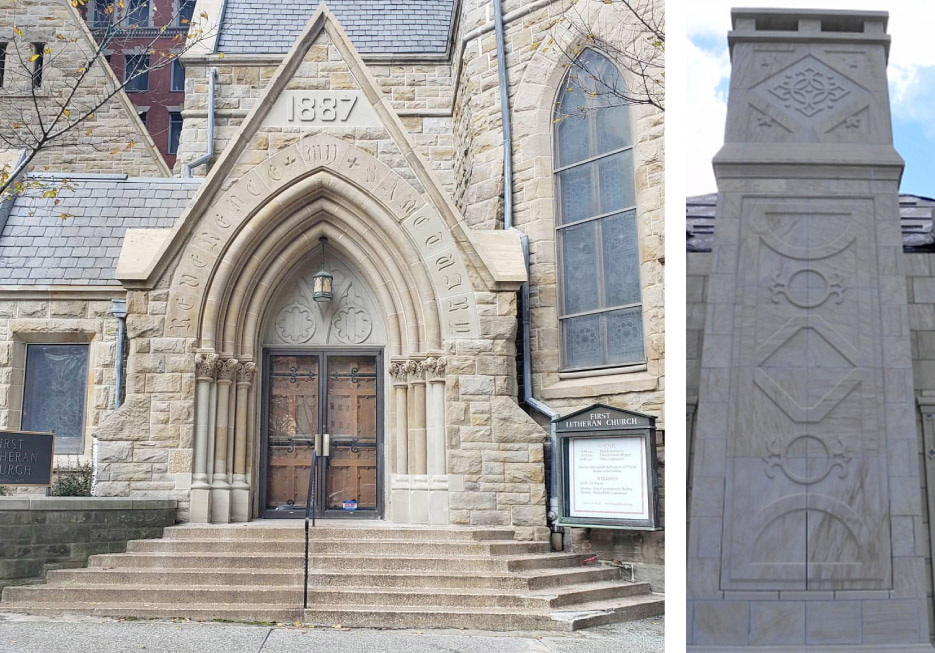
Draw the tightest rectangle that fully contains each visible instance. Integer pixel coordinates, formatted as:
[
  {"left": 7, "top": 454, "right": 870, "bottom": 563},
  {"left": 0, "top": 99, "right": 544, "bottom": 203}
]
[
  {"left": 769, "top": 268, "right": 845, "bottom": 309},
  {"left": 764, "top": 434, "right": 851, "bottom": 485}
]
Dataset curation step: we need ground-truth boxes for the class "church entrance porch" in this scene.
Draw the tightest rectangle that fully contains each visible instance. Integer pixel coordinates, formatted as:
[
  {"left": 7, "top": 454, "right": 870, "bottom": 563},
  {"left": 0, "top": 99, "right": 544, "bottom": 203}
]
[{"left": 261, "top": 350, "right": 382, "bottom": 519}]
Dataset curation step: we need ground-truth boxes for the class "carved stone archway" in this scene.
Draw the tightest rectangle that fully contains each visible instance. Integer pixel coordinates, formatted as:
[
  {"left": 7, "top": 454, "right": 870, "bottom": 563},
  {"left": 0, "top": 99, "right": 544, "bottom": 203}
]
[{"left": 173, "top": 134, "right": 479, "bottom": 524}]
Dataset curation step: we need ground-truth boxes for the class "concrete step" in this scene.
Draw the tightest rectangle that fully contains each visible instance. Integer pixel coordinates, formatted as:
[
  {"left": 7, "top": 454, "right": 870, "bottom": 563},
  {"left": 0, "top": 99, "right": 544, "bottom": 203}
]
[
  {"left": 162, "top": 526, "right": 516, "bottom": 542},
  {"left": 4, "top": 580, "right": 652, "bottom": 612},
  {"left": 3, "top": 585, "right": 303, "bottom": 606},
  {"left": 549, "top": 594, "right": 666, "bottom": 630},
  {"left": 0, "top": 594, "right": 663, "bottom": 632},
  {"left": 86, "top": 552, "right": 589, "bottom": 572},
  {"left": 45, "top": 566, "right": 622, "bottom": 590},
  {"left": 124, "top": 538, "right": 549, "bottom": 556},
  {"left": 0, "top": 603, "right": 303, "bottom": 624}
]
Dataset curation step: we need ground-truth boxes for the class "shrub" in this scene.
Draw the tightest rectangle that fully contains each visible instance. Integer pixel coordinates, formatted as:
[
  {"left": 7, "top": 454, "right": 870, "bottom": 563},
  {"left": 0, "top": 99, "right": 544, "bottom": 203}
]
[{"left": 51, "top": 460, "right": 93, "bottom": 497}]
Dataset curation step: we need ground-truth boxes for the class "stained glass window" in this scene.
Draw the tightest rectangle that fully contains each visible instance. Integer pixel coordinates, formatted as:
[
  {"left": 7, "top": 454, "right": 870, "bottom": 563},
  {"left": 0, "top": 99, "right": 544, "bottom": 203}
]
[
  {"left": 22, "top": 344, "right": 89, "bottom": 455},
  {"left": 554, "top": 49, "right": 645, "bottom": 370}
]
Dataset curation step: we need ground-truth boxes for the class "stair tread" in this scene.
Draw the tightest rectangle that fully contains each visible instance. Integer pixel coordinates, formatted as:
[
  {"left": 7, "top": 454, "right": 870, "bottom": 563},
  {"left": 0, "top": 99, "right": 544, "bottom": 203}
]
[
  {"left": 55, "top": 567, "right": 610, "bottom": 578},
  {"left": 15, "top": 580, "right": 644, "bottom": 595},
  {"left": 93, "top": 552, "right": 579, "bottom": 560}
]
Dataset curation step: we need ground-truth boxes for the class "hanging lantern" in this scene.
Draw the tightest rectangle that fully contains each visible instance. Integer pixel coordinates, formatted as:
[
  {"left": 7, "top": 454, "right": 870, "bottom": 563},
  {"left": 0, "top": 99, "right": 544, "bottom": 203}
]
[{"left": 311, "top": 236, "right": 333, "bottom": 302}]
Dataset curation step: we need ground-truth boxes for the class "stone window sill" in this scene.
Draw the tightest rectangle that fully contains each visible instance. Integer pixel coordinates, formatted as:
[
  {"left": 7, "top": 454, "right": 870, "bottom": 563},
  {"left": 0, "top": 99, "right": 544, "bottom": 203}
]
[{"left": 539, "top": 369, "right": 658, "bottom": 400}]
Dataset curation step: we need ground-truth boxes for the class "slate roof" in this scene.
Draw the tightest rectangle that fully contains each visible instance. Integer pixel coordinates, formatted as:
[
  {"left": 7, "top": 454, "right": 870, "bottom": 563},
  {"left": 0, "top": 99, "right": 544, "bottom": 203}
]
[
  {"left": 0, "top": 175, "right": 201, "bottom": 285},
  {"left": 217, "top": 0, "right": 456, "bottom": 55},
  {"left": 686, "top": 193, "right": 935, "bottom": 253}
]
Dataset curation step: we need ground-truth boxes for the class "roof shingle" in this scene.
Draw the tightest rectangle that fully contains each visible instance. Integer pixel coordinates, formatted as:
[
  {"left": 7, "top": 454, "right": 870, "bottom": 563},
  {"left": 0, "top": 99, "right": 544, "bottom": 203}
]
[
  {"left": 217, "top": 0, "right": 456, "bottom": 55},
  {"left": 0, "top": 175, "right": 200, "bottom": 286}
]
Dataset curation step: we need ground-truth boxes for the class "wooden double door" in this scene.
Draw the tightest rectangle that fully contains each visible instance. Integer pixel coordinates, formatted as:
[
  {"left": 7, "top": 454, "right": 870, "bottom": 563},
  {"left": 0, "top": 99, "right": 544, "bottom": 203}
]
[{"left": 260, "top": 350, "right": 382, "bottom": 519}]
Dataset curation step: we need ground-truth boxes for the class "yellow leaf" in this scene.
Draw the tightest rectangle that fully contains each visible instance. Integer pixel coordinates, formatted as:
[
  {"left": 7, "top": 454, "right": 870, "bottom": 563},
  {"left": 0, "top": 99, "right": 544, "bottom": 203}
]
[
  {"left": 29, "top": 54, "right": 39, "bottom": 62},
  {"left": 217, "top": 52, "right": 224, "bottom": 58},
  {"left": 200, "top": 10, "right": 208, "bottom": 19},
  {"left": 13, "top": 26, "right": 22, "bottom": 37},
  {"left": 63, "top": 109, "right": 70, "bottom": 117}
]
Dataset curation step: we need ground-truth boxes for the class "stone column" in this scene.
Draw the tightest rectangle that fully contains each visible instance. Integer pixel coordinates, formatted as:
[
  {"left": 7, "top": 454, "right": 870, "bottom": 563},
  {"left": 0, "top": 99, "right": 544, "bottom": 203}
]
[
  {"left": 191, "top": 352, "right": 218, "bottom": 523},
  {"left": 245, "top": 380, "right": 257, "bottom": 516},
  {"left": 687, "top": 10, "right": 930, "bottom": 649},
  {"left": 406, "top": 358, "right": 428, "bottom": 523},
  {"left": 211, "top": 357, "right": 238, "bottom": 523},
  {"left": 424, "top": 355, "right": 449, "bottom": 525},
  {"left": 231, "top": 361, "right": 255, "bottom": 523},
  {"left": 389, "top": 360, "right": 410, "bottom": 522}
]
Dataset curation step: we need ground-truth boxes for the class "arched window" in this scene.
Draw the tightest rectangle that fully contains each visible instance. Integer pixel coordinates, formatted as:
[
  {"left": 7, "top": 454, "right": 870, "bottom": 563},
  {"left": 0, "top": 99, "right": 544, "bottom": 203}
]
[{"left": 553, "top": 49, "right": 643, "bottom": 371}]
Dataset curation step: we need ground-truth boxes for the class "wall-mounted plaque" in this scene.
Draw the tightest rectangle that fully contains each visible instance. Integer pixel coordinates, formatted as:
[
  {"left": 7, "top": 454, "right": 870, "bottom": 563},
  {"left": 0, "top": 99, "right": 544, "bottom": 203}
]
[
  {"left": 555, "top": 404, "right": 660, "bottom": 530},
  {"left": 0, "top": 430, "right": 55, "bottom": 487}
]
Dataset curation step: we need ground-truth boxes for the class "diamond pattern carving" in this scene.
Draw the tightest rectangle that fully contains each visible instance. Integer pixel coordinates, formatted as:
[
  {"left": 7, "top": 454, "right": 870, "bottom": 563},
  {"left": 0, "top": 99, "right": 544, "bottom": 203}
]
[{"left": 751, "top": 56, "right": 866, "bottom": 126}]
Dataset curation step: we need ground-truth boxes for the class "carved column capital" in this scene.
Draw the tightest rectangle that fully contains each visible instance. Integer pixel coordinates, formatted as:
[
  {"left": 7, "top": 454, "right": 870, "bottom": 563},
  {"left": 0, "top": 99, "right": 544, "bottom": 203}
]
[
  {"left": 389, "top": 360, "right": 406, "bottom": 382},
  {"left": 236, "top": 361, "right": 256, "bottom": 386},
  {"left": 217, "top": 358, "right": 240, "bottom": 383},
  {"left": 194, "top": 352, "right": 219, "bottom": 381},
  {"left": 423, "top": 356, "right": 447, "bottom": 382},
  {"left": 405, "top": 359, "right": 425, "bottom": 384}
]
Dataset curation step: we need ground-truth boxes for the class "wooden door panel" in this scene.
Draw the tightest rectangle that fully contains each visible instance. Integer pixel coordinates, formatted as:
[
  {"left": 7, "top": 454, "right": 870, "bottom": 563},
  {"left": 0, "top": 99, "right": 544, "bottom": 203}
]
[{"left": 266, "top": 355, "right": 319, "bottom": 510}]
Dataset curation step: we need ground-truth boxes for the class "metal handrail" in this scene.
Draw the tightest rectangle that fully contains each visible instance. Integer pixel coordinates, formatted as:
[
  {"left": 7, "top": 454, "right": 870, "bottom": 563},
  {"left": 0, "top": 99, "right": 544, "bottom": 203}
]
[
  {"left": 303, "top": 433, "right": 328, "bottom": 610},
  {"left": 303, "top": 448, "right": 316, "bottom": 609}
]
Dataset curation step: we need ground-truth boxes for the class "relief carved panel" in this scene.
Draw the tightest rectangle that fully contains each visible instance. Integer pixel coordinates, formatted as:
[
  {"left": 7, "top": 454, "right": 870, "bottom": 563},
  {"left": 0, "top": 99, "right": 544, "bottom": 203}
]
[
  {"left": 263, "top": 254, "right": 385, "bottom": 347},
  {"left": 721, "top": 198, "right": 890, "bottom": 591}
]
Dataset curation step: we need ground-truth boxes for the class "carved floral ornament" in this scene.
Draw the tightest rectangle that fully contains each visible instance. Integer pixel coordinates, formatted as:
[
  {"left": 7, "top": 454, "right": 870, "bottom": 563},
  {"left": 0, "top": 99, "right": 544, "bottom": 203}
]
[
  {"left": 236, "top": 361, "right": 257, "bottom": 385},
  {"left": 423, "top": 356, "right": 447, "bottom": 381},
  {"left": 194, "top": 352, "right": 219, "bottom": 380},
  {"left": 769, "top": 65, "right": 849, "bottom": 118},
  {"left": 217, "top": 358, "right": 240, "bottom": 382}
]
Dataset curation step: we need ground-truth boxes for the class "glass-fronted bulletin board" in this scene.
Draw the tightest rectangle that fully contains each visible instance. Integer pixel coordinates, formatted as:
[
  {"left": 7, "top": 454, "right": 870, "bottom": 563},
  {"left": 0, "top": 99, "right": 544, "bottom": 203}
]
[{"left": 555, "top": 403, "right": 660, "bottom": 530}]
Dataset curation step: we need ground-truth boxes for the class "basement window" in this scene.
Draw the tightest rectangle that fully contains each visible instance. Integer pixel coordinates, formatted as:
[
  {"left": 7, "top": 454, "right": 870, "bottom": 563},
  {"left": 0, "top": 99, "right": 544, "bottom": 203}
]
[{"left": 22, "top": 344, "right": 89, "bottom": 455}]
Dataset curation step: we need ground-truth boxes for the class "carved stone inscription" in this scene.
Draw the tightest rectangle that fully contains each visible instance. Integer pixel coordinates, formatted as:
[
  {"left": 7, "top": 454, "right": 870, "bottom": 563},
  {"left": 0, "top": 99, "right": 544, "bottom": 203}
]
[
  {"left": 403, "top": 205, "right": 478, "bottom": 339},
  {"left": 721, "top": 198, "right": 890, "bottom": 591},
  {"left": 264, "top": 91, "right": 380, "bottom": 128}
]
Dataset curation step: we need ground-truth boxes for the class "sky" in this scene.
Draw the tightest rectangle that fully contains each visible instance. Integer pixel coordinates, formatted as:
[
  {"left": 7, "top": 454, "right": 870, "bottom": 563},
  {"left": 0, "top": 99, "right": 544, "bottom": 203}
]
[{"left": 686, "top": 1, "right": 935, "bottom": 197}]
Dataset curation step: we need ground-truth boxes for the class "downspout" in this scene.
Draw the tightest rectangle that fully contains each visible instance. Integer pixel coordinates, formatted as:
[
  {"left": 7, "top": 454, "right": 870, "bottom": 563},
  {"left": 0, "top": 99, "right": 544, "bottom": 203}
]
[
  {"left": 493, "top": 0, "right": 563, "bottom": 551},
  {"left": 182, "top": 67, "right": 217, "bottom": 177}
]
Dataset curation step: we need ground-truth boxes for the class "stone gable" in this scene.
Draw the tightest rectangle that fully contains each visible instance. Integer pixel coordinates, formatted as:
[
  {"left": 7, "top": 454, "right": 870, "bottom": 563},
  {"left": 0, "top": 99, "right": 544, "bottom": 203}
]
[{"left": 0, "top": 0, "right": 169, "bottom": 178}]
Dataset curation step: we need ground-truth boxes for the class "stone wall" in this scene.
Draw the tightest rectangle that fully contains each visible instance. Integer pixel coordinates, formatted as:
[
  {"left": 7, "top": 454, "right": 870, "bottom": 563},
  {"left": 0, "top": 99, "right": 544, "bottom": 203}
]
[
  {"left": 0, "top": 496, "right": 176, "bottom": 590},
  {"left": 0, "top": 0, "right": 168, "bottom": 177},
  {"left": 689, "top": 247, "right": 935, "bottom": 637},
  {"left": 0, "top": 294, "right": 122, "bottom": 462}
]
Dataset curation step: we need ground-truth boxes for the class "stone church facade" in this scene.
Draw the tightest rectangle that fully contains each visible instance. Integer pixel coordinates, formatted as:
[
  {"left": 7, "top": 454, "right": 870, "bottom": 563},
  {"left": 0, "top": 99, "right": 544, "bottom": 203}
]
[{"left": 0, "top": 0, "right": 663, "bottom": 577}]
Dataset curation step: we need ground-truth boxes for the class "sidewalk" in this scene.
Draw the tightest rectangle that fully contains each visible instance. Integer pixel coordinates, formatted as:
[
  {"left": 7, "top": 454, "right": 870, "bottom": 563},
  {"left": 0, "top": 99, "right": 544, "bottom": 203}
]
[{"left": 0, "top": 612, "right": 663, "bottom": 652}]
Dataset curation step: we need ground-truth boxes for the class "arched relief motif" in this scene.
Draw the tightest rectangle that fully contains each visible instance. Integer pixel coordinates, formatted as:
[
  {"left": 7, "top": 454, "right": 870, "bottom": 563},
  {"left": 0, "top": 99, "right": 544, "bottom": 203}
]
[
  {"left": 165, "top": 133, "right": 480, "bottom": 351},
  {"left": 263, "top": 252, "right": 386, "bottom": 347}
]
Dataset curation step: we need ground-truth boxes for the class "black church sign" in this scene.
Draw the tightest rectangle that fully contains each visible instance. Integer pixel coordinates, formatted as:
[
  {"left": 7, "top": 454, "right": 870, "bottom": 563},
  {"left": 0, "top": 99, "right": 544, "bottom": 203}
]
[
  {"left": 555, "top": 404, "right": 660, "bottom": 530},
  {"left": 0, "top": 430, "right": 55, "bottom": 487}
]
